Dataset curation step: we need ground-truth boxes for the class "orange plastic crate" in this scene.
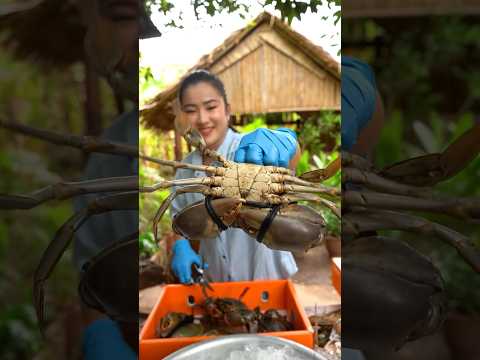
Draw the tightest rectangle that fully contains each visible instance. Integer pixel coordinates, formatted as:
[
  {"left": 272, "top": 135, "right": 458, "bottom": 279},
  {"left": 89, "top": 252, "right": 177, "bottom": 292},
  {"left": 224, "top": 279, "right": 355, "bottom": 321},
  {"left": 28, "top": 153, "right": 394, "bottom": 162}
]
[
  {"left": 139, "top": 279, "right": 314, "bottom": 359},
  {"left": 331, "top": 257, "right": 341, "bottom": 295}
]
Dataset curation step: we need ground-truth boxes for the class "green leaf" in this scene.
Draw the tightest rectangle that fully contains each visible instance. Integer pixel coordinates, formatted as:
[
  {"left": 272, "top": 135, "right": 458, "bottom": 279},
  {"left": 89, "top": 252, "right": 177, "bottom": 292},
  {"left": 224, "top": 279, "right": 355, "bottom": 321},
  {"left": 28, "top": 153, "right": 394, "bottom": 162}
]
[{"left": 296, "top": 150, "right": 310, "bottom": 175}]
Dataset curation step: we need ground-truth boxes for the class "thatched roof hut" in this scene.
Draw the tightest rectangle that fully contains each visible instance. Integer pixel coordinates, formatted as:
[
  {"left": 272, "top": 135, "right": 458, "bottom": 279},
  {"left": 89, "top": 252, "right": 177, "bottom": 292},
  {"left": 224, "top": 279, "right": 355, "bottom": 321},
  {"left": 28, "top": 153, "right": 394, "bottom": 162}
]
[
  {"left": 142, "top": 12, "right": 340, "bottom": 131},
  {"left": 0, "top": 0, "right": 85, "bottom": 66},
  {"left": 344, "top": 0, "right": 480, "bottom": 18}
]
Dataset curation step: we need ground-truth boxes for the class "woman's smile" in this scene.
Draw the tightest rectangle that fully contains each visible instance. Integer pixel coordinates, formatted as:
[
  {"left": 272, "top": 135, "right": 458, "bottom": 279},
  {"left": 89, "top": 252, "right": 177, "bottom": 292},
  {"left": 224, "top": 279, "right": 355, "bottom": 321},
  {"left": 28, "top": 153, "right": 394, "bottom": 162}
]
[
  {"left": 181, "top": 82, "right": 230, "bottom": 150},
  {"left": 198, "top": 127, "right": 214, "bottom": 138}
]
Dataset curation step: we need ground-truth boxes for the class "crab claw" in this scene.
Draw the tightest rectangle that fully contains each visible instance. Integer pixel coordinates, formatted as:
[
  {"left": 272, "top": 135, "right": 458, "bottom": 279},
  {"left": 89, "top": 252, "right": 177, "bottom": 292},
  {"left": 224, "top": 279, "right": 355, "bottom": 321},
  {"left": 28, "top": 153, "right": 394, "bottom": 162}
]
[
  {"left": 173, "top": 102, "right": 207, "bottom": 150},
  {"left": 237, "top": 203, "right": 326, "bottom": 252},
  {"left": 343, "top": 236, "right": 447, "bottom": 352},
  {"left": 184, "top": 127, "right": 207, "bottom": 150},
  {"left": 381, "top": 123, "right": 480, "bottom": 186},
  {"left": 299, "top": 156, "right": 340, "bottom": 182},
  {"left": 173, "top": 197, "right": 244, "bottom": 240}
]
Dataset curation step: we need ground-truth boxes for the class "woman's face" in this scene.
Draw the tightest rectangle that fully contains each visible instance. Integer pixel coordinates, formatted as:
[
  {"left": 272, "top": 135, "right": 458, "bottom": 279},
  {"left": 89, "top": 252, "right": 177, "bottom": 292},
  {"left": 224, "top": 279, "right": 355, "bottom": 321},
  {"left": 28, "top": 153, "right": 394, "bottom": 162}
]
[{"left": 181, "top": 82, "right": 230, "bottom": 150}]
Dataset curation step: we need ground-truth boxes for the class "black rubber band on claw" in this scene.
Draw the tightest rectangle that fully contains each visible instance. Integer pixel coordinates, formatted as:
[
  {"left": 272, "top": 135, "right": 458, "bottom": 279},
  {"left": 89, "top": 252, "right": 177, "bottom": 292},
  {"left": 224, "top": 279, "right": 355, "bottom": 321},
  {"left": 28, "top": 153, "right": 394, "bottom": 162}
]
[
  {"left": 204, "top": 195, "right": 228, "bottom": 231},
  {"left": 256, "top": 204, "right": 281, "bottom": 243}
]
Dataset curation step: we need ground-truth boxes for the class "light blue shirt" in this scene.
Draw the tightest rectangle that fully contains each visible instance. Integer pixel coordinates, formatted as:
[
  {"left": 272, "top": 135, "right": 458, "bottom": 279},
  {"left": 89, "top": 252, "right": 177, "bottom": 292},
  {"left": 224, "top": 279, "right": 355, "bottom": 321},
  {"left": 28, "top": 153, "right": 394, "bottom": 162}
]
[{"left": 171, "top": 128, "right": 298, "bottom": 282}]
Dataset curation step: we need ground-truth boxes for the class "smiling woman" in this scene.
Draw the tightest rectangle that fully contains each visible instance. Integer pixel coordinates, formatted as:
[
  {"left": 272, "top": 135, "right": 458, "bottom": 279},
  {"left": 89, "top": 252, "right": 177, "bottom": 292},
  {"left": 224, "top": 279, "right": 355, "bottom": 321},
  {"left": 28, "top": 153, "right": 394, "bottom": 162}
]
[{"left": 178, "top": 70, "right": 231, "bottom": 151}]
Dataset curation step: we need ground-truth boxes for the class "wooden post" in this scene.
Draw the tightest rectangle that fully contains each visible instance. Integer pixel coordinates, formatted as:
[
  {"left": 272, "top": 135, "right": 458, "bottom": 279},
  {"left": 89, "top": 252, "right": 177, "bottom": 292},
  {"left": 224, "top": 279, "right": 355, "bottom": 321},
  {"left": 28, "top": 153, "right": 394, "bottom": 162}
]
[
  {"left": 174, "top": 127, "right": 182, "bottom": 161},
  {"left": 83, "top": 59, "right": 102, "bottom": 136}
]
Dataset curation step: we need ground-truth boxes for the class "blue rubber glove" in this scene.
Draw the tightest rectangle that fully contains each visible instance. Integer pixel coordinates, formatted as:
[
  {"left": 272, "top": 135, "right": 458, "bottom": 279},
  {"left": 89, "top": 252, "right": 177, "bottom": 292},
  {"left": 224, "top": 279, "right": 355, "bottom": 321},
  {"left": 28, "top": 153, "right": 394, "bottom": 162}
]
[
  {"left": 342, "top": 56, "right": 377, "bottom": 151},
  {"left": 83, "top": 318, "right": 136, "bottom": 360},
  {"left": 234, "top": 128, "right": 297, "bottom": 168},
  {"left": 171, "top": 239, "right": 206, "bottom": 284}
]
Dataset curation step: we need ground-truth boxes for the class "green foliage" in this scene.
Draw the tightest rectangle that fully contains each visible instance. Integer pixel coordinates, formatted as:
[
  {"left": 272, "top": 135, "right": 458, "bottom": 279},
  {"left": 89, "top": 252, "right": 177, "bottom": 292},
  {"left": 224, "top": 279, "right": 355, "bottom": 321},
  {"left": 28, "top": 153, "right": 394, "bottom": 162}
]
[
  {"left": 139, "top": 124, "right": 178, "bottom": 256},
  {"left": 344, "top": 15, "right": 480, "bottom": 313},
  {"left": 375, "top": 110, "right": 405, "bottom": 167},
  {"left": 139, "top": 231, "right": 158, "bottom": 257},
  {"left": 148, "top": 0, "right": 341, "bottom": 27},
  {"left": 322, "top": 206, "right": 340, "bottom": 236},
  {"left": 299, "top": 111, "right": 340, "bottom": 155},
  {"left": 0, "top": 40, "right": 118, "bottom": 357},
  {"left": 139, "top": 59, "right": 188, "bottom": 106},
  {"left": 235, "top": 116, "right": 267, "bottom": 133},
  {"left": 346, "top": 17, "right": 480, "bottom": 124},
  {"left": 0, "top": 304, "right": 41, "bottom": 360},
  {"left": 296, "top": 150, "right": 311, "bottom": 176},
  {"left": 139, "top": 64, "right": 165, "bottom": 105}
]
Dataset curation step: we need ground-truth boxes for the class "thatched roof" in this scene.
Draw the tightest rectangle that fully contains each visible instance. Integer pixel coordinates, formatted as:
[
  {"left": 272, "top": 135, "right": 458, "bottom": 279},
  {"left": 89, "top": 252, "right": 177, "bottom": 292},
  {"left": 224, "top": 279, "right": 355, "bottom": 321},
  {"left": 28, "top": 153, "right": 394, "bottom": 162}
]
[
  {"left": 142, "top": 12, "right": 340, "bottom": 131},
  {"left": 344, "top": 0, "right": 480, "bottom": 18},
  {"left": 0, "top": 0, "right": 85, "bottom": 67},
  {"left": 0, "top": 0, "right": 160, "bottom": 67}
]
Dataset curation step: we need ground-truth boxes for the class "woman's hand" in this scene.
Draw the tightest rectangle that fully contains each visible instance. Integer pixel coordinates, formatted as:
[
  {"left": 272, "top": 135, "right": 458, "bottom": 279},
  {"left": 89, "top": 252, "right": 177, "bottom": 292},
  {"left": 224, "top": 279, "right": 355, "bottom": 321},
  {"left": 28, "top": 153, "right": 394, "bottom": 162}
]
[
  {"left": 171, "top": 238, "right": 207, "bottom": 284},
  {"left": 341, "top": 56, "right": 383, "bottom": 154},
  {"left": 234, "top": 128, "right": 298, "bottom": 168}
]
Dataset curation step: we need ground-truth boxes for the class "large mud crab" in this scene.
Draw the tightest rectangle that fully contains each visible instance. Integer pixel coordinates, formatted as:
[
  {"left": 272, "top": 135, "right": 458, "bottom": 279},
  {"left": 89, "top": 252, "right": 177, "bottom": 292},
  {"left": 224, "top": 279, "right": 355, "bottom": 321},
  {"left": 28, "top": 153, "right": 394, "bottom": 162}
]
[
  {"left": 0, "top": 119, "right": 340, "bottom": 331},
  {"left": 342, "top": 123, "right": 480, "bottom": 352},
  {"left": 147, "top": 126, "right": 341, "bottom": 253}
]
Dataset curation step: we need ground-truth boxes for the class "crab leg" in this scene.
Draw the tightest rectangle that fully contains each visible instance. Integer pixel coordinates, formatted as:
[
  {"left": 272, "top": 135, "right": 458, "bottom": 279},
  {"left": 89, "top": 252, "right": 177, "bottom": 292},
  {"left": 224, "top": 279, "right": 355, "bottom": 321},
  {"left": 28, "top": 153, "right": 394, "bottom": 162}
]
[
  {"left": 342, "top": 151, "right": 374, "bottom": 171},
  {"left": 279, "top": 174, "right": 338, "bottom": 189},
  {"left": 380, "top": 123, "right": 480, "bottom": 186},
  {"left": 437, "top": 122, "right": 480, "bottom": 180},
  {"left": 178, "top": 126, "right": 231, "bottom": 165},
  {"left": 276, "top": 193, "right": 340, "bottom": 218},
  {"left": 282, "top": 184, "right": 341, "bottom": 197},
  {"left": 0, "top": 176, "right": 138, "bottom": 209},
  {"left": 344, "top": 190, "right": 480, "bottom": 221},
  {"left": 0, "top": 0, "right": 44, "bottom": 15},
  {"left": 151, "top": 185, "right": 212, "bottom": 241},
  {"left": 142, "top": 177, "right": 221, "bottom": 193},
  {"left": 0, "top": 120, "right": 138, "bottom": 157},
  {"left": 0, "top": 120, "right": 224, "bottom": 174},
  {"left": 140, "top": 153, "right": 226, "bottom": 174},
  {"left": 343, "top": 209, "right": 480, "bottom": 272},
  {"left": 299, "top": 156, "right": 341, "bottom": 182},
  {"left": 343, "top": 167, "right": 432, "bottom": 198},
  {"left": 34, "top": 192, "right": 138, "bottom": 332}
]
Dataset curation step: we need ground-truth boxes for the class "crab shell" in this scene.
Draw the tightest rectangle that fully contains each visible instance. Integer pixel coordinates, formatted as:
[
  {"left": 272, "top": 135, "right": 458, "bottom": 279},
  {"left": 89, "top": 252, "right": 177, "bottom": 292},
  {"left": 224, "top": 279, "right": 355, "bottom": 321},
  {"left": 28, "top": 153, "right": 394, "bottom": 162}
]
[
  {"left": 172, "top": 198, "right": 326, "bottom": 252},
  {"left": 342, "top": 236, "right": 447, "bottom": 352},
  {"left": 156, "top": 312, "right": 193, "bottom": 338}
]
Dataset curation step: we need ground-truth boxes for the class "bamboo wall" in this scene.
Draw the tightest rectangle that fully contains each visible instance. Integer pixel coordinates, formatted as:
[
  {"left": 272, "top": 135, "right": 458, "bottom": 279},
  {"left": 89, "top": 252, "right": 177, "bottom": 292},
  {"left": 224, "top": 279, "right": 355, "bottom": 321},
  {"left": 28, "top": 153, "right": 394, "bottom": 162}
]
[
  {"left": 210, "top": 24, "right": 340, "bottom": 114},
  {"left": 142, "top": 13, "right": 340, "bottom": 130}
]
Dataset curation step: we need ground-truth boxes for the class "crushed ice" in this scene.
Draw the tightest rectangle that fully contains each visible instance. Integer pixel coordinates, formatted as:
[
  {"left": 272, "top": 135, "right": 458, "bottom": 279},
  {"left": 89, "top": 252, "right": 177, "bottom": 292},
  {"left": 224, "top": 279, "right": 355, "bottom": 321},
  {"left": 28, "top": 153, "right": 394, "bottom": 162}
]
[{"left": 225, "top": 344, "right": 296, "bottom": 360}]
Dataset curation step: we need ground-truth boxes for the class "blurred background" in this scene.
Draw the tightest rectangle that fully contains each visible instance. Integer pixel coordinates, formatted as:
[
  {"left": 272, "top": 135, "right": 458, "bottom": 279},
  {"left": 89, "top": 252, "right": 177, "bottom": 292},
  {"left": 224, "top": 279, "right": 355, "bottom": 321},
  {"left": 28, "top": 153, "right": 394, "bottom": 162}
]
[
  {"left": 0, "top": 2, "right": 124, "bottom": 358},
  {"left": 343, "top": 2, "right": 480, "bottom": 359}
]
